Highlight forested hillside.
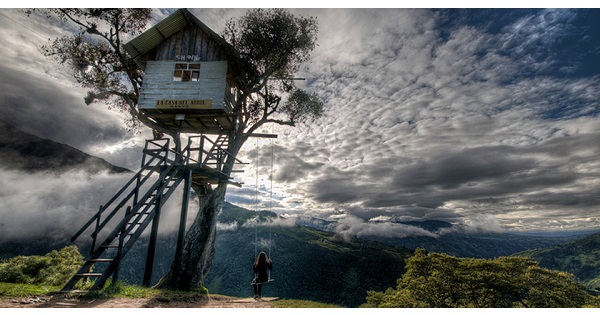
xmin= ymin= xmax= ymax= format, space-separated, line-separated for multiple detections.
xmin=516 ymin=232 xmax=600 ymax=290
xmin=205 ymin=209 xmax=411 ymax=306
xmin=365 ymin=229 xmax=587 ymax=259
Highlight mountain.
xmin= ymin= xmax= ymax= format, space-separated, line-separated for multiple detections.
xmin=296 ymin=216 xmax=588 ymax=259
xmin=207 ymin=203 xmax=412 ymax=307
xmin=0 ymin=119 xmax=129 ymax=174
xmin=363 ymin=231 xmax=586 ymax=259
xmin=110 ymin=203 xmax=413 ymax=307
xmin=515 ymin=232 xmax=600 ymax=290
xmin=2 ymin=201 xmax=596 ymax=306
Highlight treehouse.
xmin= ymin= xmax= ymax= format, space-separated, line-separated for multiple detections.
xmin=123 ymin=9 xmax=246 ymax=134
xmin=60 ymin=10 xmax=249 ymax=293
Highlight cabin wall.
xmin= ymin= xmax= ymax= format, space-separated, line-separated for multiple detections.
xmin=139 ymin=61 xmax=228 ymax=110
xmin=153 ymin=24 xmax=227 ymax=62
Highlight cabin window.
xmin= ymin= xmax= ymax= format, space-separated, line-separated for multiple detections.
xmin=173 ymin=63 xmax=201 ymax=82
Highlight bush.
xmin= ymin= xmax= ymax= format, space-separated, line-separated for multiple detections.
xmin=362 ymin=248 xmax=592 ymax=308
xmin=0 ymin=245 xmax=83 ymax=286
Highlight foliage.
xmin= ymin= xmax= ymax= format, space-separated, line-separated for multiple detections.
xmin=0 ymin=282 xmax=61 ymax=297
xmin=35 ymin=8 xmax=324 ymax=292
xmin=225 ymin=8 xmax=317 ymax=77
xmin=583 ymin=295 xmax=600 ymax=308
xmin=0 ymin=245 xmax=83 ymax=286
xmin=223 ymin=8 xmax=323 ymax=133
xmin=272 ymin=299 xmax=342 ymax=308
xmin=78 ymin=280 xmax=207 ymax=300
xmin=362 ymin=248 xmax=591 ymax=308
xmin=515 ymin=232 xmax=600 ymax=286
xmin=29 ymin=9 xmax=156 ymax=133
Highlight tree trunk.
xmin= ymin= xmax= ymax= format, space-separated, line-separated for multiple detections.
xmin=155 ymin=182 xmax=224 ymax=290
xmin=155 ymin=134 xmax=245 ymax=290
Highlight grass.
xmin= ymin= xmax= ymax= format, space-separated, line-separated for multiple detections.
xmin=272 ymin=299 xmax=342 ymax=308
xmin=0 ymin=282 xmax=61 ymax=297
xmin=75 ymin=281 xmax=209 ymax=302
xmin=1 ymin=280 xmax=209 ymax=303
xmin=1 ymin=282 xmax=343 ymax=308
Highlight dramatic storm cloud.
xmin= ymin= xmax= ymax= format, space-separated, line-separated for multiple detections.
xmin=274 ymin=8 xmax=600 ymax=232
xmin=0 ymin=7 xmax=599 ymax=242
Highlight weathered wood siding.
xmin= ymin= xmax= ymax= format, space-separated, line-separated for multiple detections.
xmin=153 ymin=24 xmax=227 ymax=62
xmin=139 ymin=61 xmax=228 ymax=110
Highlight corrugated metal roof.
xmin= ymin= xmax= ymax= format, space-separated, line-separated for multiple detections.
xmin=123 ymin=9 xmax=241 ymax=68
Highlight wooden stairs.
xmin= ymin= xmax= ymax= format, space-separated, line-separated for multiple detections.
xmin=61 ymin=136 xmax=243 ymax=292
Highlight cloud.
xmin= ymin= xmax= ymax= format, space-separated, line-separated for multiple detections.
xmin=439 ymin=214 xmax=506 ymax=234
xmin=333 ymin=215 xmax=439 ymax=241
xmin=270 ymin=9 xmax=600 ymax=232
xmin=216 ymin=221 xmax=239 ymax=232
xmin=0 ymin=169 xmax=129 ymax=242
xmin=0 ymin=167 xmax=200 ymax=243
xmin=0 ymin=9 xmax=152 ymax=171
xmin=1 ymin=8 xmax=599 ymax=235
xmin=242 ymin=214 xmax=296 ymax=228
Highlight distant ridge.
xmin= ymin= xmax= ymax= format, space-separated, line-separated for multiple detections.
xmin=0 ymin=119 xmax=130 ymax=174
xmin=515 ymin=231 xmax=600 ymax=289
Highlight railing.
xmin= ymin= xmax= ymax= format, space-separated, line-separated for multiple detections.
xmin=63 ymin=134 xmax=250 ymax=291
xmin=186 ymin=135 xmax=245 ymax=175
xmin=71 ymin=139 xmax=171 ymax=245
xmin=70 ymin=135 xmax=244 ymax=252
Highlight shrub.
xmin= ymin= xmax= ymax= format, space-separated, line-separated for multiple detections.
xmin=0 ymin=245 xmax=83 ymax=286
xmin=362 ymin=248 xmax=592 ymax=308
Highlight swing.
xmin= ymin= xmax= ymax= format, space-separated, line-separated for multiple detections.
xmin=250 ymin=275 xmax=275 ymax=286
xmin=249 ymin=136 xmax=275 ymax=287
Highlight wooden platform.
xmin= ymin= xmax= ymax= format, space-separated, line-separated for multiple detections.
xmin=229 ymin=297 xmax=279 ymax=303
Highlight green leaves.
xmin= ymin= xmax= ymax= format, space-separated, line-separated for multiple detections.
xmin=225 ymin=8 xmax=318 ymax=79
xmin=0 ymin=245 xmax=84 ymax=286
xmin=36 ymin=9 xmax=152 ymax=132
xmin=363 ymin=249 xmax=593 ymax=308
xmin=283 ymin=89 xmax=324 ymax=124
xmin=223 ymin=9 xmax=323 ymax=134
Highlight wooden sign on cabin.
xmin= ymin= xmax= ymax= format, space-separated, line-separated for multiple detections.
xmin=124 ymin=9 xmax=245 ymax=134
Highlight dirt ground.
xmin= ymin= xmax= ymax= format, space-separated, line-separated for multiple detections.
xmin=0 ymin=294 xmax=275 ymax=308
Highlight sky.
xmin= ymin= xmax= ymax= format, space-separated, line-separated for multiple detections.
xmin=1 ymin=5 xmax=599 ymax=243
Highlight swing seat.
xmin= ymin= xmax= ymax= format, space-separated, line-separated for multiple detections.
xmin=251 ymin=277 xmax=275 ymax=286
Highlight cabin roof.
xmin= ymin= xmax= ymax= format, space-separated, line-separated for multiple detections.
xmin=123 ymin=9 xmax=242 ymax=69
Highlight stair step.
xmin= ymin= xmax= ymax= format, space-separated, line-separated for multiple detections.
xmin=75 ymin=273 xmax=103 ymax=277
xmin=101 ymin=245 xmax=120 ymax=248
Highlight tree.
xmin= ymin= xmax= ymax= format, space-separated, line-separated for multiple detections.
xmin=33 ymin=8 xmax=323 ymax=290
xmin=362 ymin=248 xmax=593 ymax=308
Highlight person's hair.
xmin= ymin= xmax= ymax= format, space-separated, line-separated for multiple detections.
xmin=255 ymin=251 xmax=268 ymax=265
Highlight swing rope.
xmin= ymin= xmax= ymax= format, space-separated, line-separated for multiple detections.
xmin=251 ymin=131 xmax=276 ymax=285
xmin=254 ymin=137 xmax=259 ymax=258
xmin=253 ymin=133 xmax=274 ymax=260
xmin=268 ymin=130 xmax=274 ymax=257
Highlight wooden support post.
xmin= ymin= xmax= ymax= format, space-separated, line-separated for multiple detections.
xmin=172 ymin=169 xmax=191 ymax=286
xmin=90 ymin=206 xmax=102 ymax=257
xmin=113 ymin=206 xmax=131 ymax=285
xmin=143 ymin=191 xmax=162 ymax=287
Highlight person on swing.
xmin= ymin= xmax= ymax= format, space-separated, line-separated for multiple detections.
xmin=252 ymin=251 xmax=272 ymax=299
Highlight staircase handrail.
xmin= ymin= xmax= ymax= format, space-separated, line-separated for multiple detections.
xmin=188 ymin=135 xmax=245 ymax=168
xmin=93 ymin=143 xmax=190 ymax=253
xmin=71 ymin=140 xmax=170 ymax=242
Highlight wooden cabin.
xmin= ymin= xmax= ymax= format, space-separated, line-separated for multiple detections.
xmin=123 ymin=9 xmax=245 ymax=134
